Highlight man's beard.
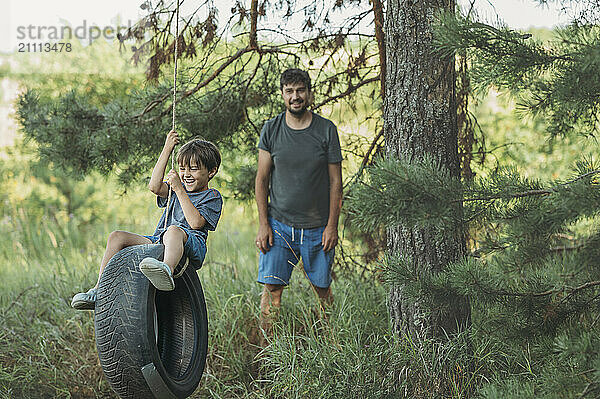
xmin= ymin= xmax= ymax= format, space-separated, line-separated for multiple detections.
xmin=287 ymin=102 xmax=307 ymax=116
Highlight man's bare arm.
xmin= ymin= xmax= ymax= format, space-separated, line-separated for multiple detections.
xmin=322 ymin=162 xmax=342 ymax=252
xmin=255 ymin=149 xmax=274 ymax=253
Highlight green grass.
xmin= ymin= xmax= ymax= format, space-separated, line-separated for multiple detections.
xmin=0 ymin=181 xmax=492 ymax=398
xmin=0 ymin=190 xmax=395 ymax=398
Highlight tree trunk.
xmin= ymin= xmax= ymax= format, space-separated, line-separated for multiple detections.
xmin=384 ymin=0 xmax=470 ymax=340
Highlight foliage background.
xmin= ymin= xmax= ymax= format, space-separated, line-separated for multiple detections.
xmin=1 ymin=10 xmax=599 ymax=399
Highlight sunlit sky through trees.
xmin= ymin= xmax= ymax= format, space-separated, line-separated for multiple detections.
xmin=1 ymin=0 xmax=572 ymax=53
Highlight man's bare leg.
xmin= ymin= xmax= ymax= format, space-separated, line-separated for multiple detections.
xmin=313 ymin=285 xmax=333 ymax=321
xmin=313 ymin=285 xmax=333 ymax=306
xmin=260 ymin=284 xmax=284 ymax=341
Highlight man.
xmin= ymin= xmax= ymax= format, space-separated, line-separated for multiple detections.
xmin=255 ymin=68 xmax=343 ymax=328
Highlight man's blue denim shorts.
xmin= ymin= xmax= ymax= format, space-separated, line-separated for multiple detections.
xmin=144 ymin=226 xmax=207 ymax=270
xmin=257 ymin=217 xmax=334 ymax=288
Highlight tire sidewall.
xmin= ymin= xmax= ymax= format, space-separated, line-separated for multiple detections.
xmin=148 ymin=262 xmax=208 ymax=397
xmin=94 ymin=244 xmax=208 ymax=399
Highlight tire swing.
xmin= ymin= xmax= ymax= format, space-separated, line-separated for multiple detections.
xmin=94 ymin=2 xmax=207 ymax=397
xmin=94 ymin=244 xmax=208 ymax=398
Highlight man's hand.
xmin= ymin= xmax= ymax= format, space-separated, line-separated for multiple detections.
xmin=322 ymin=224 xmax=338 ymax=252
xmin=255 ymin=223 xmax=274 ymax=254
xmin=165 ymin=169 xmax=184 ymax=193
xmin=164 ymin=129 xmax=180 ymax=153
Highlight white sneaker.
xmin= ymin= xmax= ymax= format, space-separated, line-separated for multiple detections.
xmin=139 ymin=258 xmax=175 ymax=291
xmin=71 ymin=287 xmax=97 ymax=310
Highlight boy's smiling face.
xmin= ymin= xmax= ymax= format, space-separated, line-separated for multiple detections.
xmin=178 ymin=161 xmax=213 ymax=192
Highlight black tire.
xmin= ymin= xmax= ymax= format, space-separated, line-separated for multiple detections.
xmin=94 ymin=244 xmax=208 ymax=399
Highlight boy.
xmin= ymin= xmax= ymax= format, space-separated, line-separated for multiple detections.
xmin=71 ymin=130 xmax=222 ymax=310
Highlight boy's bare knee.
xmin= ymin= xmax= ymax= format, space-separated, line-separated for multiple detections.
xmin=108 ymin=230 xmax=127 ymax=244
xmin=164 ymin=225 xmax=186 ymax=238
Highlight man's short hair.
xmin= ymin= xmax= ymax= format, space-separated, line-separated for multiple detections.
xmin=177 ymin=139 xmax=221 ymax=174
xmin=280 ymin=68 xmax=311 ymax=91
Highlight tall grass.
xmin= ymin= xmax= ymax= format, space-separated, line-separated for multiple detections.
xmin=0 ymin=184 xmax=490 ymax=398
xmin=0 ymin=206 xmax=115 ymax=398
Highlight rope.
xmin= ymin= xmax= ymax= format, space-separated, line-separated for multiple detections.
xmin=163 ymin=0 xmax=189 ymax=279
xmin=163 ymin=0 xmax=180 ymax=231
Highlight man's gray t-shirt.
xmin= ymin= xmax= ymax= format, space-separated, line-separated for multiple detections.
xmin=258 ymin=111 xmax=342 ymax=228
xmin=152 ymin=188 xmax=223 ymax=242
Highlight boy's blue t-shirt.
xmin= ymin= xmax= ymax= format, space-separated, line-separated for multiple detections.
xmin=152 ymin=188 xmax=223 ymax=242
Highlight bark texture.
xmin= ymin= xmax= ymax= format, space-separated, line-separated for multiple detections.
xmin=384 ymin=0 xmax=470 ymax=339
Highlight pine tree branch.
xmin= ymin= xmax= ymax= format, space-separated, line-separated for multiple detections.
xmin=459 ymin=169 xmax=600 ymax=203
xmin=549 ymin=243 xmax=585 ymax=253
xmin=134 ymin=45 xmax=252 ymax=121
xmin=244 ymin=52 xmax=263 ymax=136
xmin=371 ymin=0 xmax=385 ymax=97
xmin=359 ymin=129 xmax=384 ymax=171
xmin=249 ymin=0 xmax=259 ymax=49
xmin=558 ymin=169 xmax=600 ymax=186
xmin=492 ymin=281 xmax=600 ymax=298
xmin=236 ymin=30 xmax=374 ymax=46
xmin=464 ymin=200 xmax=495 ymax=224
xmin=135 ymin=41 xmax=319 ymax=123
xmin=579 ymin=382 xmax=593 ymax=399
xmin=377 ymin=163 xmax=444 ymax=202
xmin=181 ymin=46 xmax=253 ymax=100
xmin=313 ymin=76 xmax=380 ymax=110
xmin=461 ymin=188 xmax=553 ymax=202
xmin=559 ymin=281 xmax=600 ymax=303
